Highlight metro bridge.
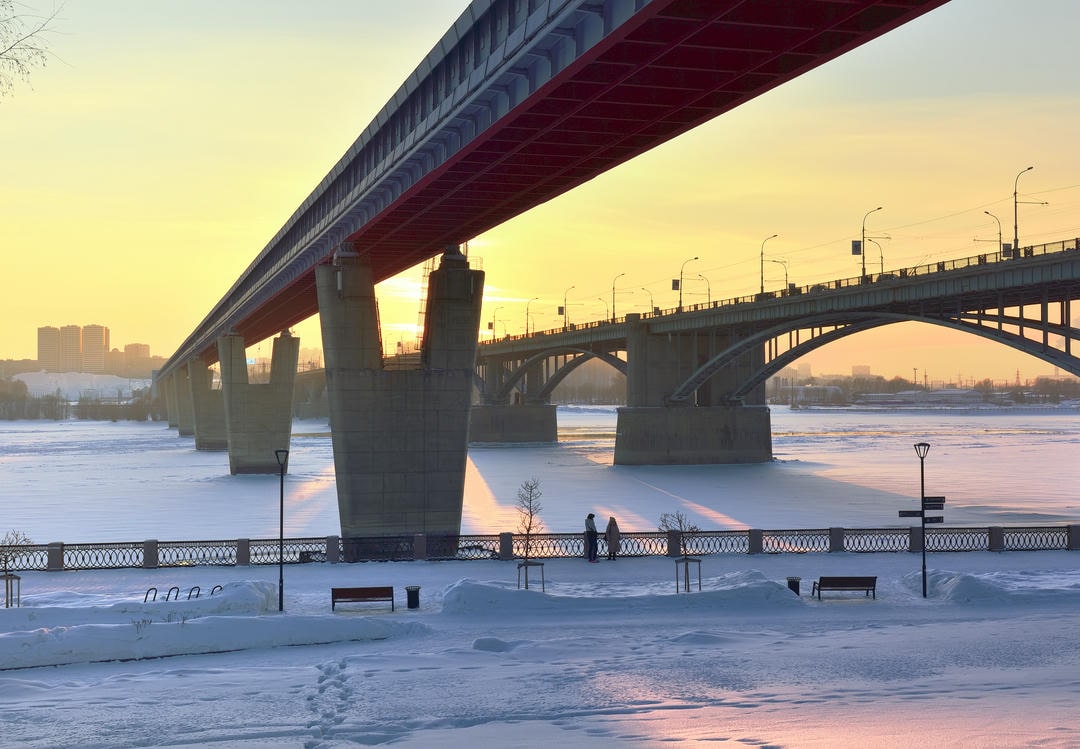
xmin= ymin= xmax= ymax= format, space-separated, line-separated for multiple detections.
xmin=154 ymin=0 xmax=949 ymax=544
xmin=473 ymin=237 xmax=1080 ymax=463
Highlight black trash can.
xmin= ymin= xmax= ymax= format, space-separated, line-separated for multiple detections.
xmin=786 ymin=576 xmax=801 ymax=596
xmin=405 ymin=585 xmax=421 ymax=609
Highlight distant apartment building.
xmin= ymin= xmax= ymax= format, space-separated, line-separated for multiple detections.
xmin=59 ymin=325 xmax=82 ymax=373
xmin=82 ymin=324 xmax=110 ymax=373
xmin=36 ymin=326 xmax=61 ymax=372
xmin=124 ymin=343 xmax=150 ymax=359
xmin=851 ymin=365 xmax=872 ymax=377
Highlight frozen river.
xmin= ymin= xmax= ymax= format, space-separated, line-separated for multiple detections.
xmin=0 ymin=405 xmax=1078 ymax=544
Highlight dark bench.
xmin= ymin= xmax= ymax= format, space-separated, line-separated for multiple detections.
xmin=331 ymin=586 xmax=394 ymax=611
xmin=811 ymin=576 xmax=877 ymax=600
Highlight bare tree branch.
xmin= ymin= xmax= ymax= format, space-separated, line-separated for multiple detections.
xmin=0 ymin=1 xmax=64 ymax=99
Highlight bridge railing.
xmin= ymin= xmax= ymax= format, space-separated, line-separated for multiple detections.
xmin=484 ymin=236 xmax=1080 ymax=346
xmin=4 ymin=524 xmax=1076 ymax=571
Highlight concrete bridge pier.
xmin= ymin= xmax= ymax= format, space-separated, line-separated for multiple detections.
xmin=615 ymin=314 xmax=772 ymax=464
xmin=470 ymin=359 xmax=557 ymax=442
xmin=187 ymin=359 xmax=227 ymax=451
xmin=316 ymin=246 xmax=484 ymax=549
xmin=172 ymin=367 xmax=195 ymax=437
xmin=217 ymin=331 xmax=299 ymax=474
xmin=162 ymin=372 xmax=178 ymax=428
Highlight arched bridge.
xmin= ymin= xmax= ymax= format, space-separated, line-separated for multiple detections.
xmin=474 ymin=238 xmax=1080 ymax=463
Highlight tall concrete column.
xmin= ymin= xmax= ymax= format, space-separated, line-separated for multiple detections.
xmin=217 ymin=331 xmax=299 ymax=474
xmin=161 ymin=372 xmax=178 ymax=428
xmin=616 ymin=314 xmax=771 ymax=464
xmin=174 ymin=366 xmax=195 ymax=437
xmin=187 ymin=359 xmax=227 ymax=451
xmin=317 ymin=246 xmax=483 ymax=545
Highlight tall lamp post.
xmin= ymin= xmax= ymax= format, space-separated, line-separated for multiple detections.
xmin=491 ymin=306 xmax=503 ymax=340
xmin=759 ymin=234 xmax=778 ymax=295
xmin=1013 ymin=165 xmax=1033 ymax=256
xmin=861 ymin=207 xmax=883 ymax=280
xmin=641 ymin=287 xmax=655 ymax=314
xmin=562 ymin=285 xmax=574 ymax=330
xmin=274 ymin=449 xmax=289 ymax=612
xmin=611 ymin=272 xmax=625 ymax=322
xmin=913 ymin=442 xmax=930 ymax=598
xmin=984 ymin=210 xmax=1003 ymax=259
xmin=597 ymin=297 xmax=609 ymax=321
xmin=867 ymin=239 xmax=884 ymax=275
xmin=677 ymin=256 xmax=698 ymax=311
xmin=697 ymin=273 xmax=710 ymax=305
xmin=767 ymin=258 xmax=789 ymax=291
xmin=524 ymin=296 xmax=539 ymax=336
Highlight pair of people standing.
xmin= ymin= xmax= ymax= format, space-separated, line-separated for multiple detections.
xmin=585 ymin=513 xmax=620 ymax=562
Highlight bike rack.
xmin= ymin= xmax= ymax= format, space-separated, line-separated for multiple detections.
xmin=144 ymin=587 xmax=157 ymax=602
xmin=187 ymin=586 xmax=200 ymax=600
xmin=164 ymin=586 xmax=180 ymax=601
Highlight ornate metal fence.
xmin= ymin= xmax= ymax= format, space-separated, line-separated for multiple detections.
xmin=2 ymin=524 xmax=1076 ymax=571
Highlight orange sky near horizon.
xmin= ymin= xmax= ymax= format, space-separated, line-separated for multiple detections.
xmin=3 ymin=0 xmax=1080 ymax=385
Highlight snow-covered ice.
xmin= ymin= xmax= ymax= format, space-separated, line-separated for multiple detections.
xmin=2 ymin=409 xmax=1079 ymax=747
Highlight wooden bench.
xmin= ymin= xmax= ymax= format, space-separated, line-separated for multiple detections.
xmin=811 ymin=576 xmax=877 ymax=600
xmin=331 ymin=586 xmax=394 ymax=611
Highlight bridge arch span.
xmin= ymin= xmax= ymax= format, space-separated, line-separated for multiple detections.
xmin=485 ymin=347 xmax=626 ymax=404
xmin=671 ymin=310 xmax=1080 ymax=403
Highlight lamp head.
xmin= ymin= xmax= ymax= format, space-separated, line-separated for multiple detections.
xmin=913 ymin=442 xmax=930 ymax=459
xmin=274 ymin=449 xmax=289 ymax=467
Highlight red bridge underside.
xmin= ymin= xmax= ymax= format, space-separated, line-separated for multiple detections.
xmin=233 ymin=0 xmax=947 ymax=350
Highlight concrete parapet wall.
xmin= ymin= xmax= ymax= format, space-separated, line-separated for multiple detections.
xmin=614 ymin=405 xmax=772 ymax=465
xmin=469 ymin=404 xmax=557 ymax=443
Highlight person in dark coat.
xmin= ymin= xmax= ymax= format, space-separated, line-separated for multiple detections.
xmin=585 ymin=513 xmax=598 ymax=562
xmin=605 ymin=516 xmax=621 ymax=560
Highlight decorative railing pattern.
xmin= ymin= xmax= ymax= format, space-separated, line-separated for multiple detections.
xmin=2 ymin=524 xmax=1076 ymax=571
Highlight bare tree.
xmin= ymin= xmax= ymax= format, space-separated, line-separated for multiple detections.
xmin=0 ymin=529 xmax=32 ymax=575
xmin=516 ymin=477 xmax=544 ymax=564
xmin=658 ymin=510 xmax=700 ymax=556
xmin=1 ymin=1 xmax=63 ymax=99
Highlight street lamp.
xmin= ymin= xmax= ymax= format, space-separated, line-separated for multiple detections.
xmin=677 ymin=256 xmax=698 ymax=311
xmin=562 ymin=285 xmax=575 ymax=330
xmin=274 ymin=448 xmax=289 ymax=612
xmin=491 ymin=306 xmax=503 ymax=340
xmin=611 ymin=272 xmax=625 ymax=322
xmin=759 ymin=234 xmax=778 ymax=295
xmin=867 ymin=239 xmax=884 ymax=275
xmin=861 ymin=207 xmax=883 ymax=280
xmin=767 ymin=258 xmax=789 ymax=291
xmin=984 ymin=210 xmax=1002 ymax=259
xmin=524 ymin=297 xmax=539 ymax=336
xmin=597 ymin=297 xmax=609 ymax=321
xmin=1013 ymin=165 xmax=1033 ymax=256
xmin=913 ymin=442 xmax=930 ymax=598
xmin=641 ymin=287 xmax=655 ymax=314
xmin=697 ymin=273 xmax=710 ymax=305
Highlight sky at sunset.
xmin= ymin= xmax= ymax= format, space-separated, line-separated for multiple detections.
xmin=3 ymin=0 xmax=1080 ymax=384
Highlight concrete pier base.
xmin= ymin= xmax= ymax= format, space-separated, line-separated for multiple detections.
xmin=188 ymin=360 xmax=227 ymax=451
xmin=174 ymin=368 xmax=195 ymax=437
xmin=469 ymin=404 xmax=557 ymax=443
xmin=317 ymin=247 xmax=483 ymax=548
xmin=218 ymin=331 xmax=299 ymax=474
xmin=613 ymin=405 xmax=772 ymax=465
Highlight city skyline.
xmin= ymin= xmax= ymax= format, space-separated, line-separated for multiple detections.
xmin=3 ymin=1 xmax=1079 ymax=382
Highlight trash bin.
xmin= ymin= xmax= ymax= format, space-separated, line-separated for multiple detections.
xmin=405 ymin=585 xmax=421 ymax=609
xmin=786 ymin=576 xmax=801 ymax=596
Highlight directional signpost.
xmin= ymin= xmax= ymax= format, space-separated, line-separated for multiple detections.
xmin=903 ymin=443 xmax=944 ymax=598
